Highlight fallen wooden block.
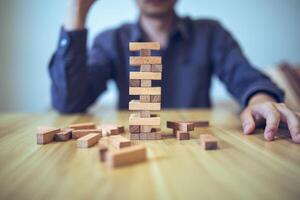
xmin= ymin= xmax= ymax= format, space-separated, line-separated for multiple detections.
xmin=130 ymin=72 xmax=161 ymax=80
xmin=98 ymin=143 xmax=109 ymax=162
xmin=184 ymin=120 xmax=209 ymax=128
xmin=77 ymin=133 xmax=101 ymax=148
xmin=167 ymin=121 xmax=195 ymax=131
xmin=69 ymin=122 xmax=96 ymax=130
xmin=55 ymin=129 xmax=72 ymax=141
xmin=129 ymin=113 xmax=160 ymax=126
xmin=129 ymin=100 xmax=161 ymax=111
xmin=106 ymin=145 xmax=147 ymax=168
xmin=37 ymin=126 xmax=61 ymax=144
xmin=199 ymin=134 xmax=218 ymax=150
xmin=129 ymin=87 xmax=161 ymax=95
xmin=174 ymin=130 xmax=190 ymax=140
xmin=108 ymin=135 xmax=131 ymax=149
xmin=129 ymin=42 xmax=160 ymax=51
xmin=72 ymin=129 xmax=102 ymax=139
xmin=130 ymin=56 xmax=161 ymax=66
xmin=98 ymin=124 xmax=125 ymax=136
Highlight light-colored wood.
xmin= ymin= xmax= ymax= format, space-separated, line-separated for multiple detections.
xmin=69 ymin=122 xmax=96 ymax=130
xmin=130 ymin=72 xmax=161 ymax=80
xmin=141 ymin=80 xmax=152 ymax=87
xmin=129 ymin=42 xmax=160 ymax=51
xmin=97 ymin=124 xmax=124 ymax=136
xmin=36 ymin=126 xmax=61 ymax=144
xmin=151 ymin=64 xmax=162 ymax=72
xmin=140 ymin=125 xmax=152 ymax=133
xmin=108 ymin=135 xmax=131 ymax=149
xmin=150 ymin=95 xmax=161 ymax=103
xmin=129 ymin=113 xmax=160 ymax=125
xmin=199 ymin=134 xmax=218 ymax=150
xmin=129 ymin=56 xmax=161 ymax=66
xmin=54 ymin=129 xmax=72 ymax=141
xmin=77 ymin=133 xmax=101 ymax=148
xmin=140 ymin=49 xmax=151 ymax=56
xmin=129 ymin=87 xmax=161 ymax=95
xmin=72 ymin=129 xmax=102 ymax=139
xmin=106 ymin=145 xmax=147 ymax=168
xmin=129 ymin=100 xmax=161 ymax=111
xmin=139 ymin=111 xmax=151 ymax=118
xmin=1 ymin=110 xmax=300 ymax=200
xmin=140 ymin=95 xmax=151 ymax=103
xmin=140 ymin=64 xmax=151 ymax=72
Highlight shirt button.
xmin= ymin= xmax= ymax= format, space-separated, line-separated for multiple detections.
xmin=60 ymin=38 xmax=68 ymax=47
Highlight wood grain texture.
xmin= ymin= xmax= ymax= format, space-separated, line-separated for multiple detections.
xmin=129 ymin=42 xmax=160 ymax=51
xmin=130 ymin=72 xmax=161 ymax=80
xmin=129 ymin=56 xmax=161 ymax=66
xmin=129 ymin=100 xmax=161 ymax=111
xmin=129 ymin=113 xmax=161 ymax=126
xmin=0 ymin=110 xmax=300 ymax=200
xmin=129 ymin=87 xmax=161 ymax=95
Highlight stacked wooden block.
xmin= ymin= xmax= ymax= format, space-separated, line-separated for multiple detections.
xmin=128 ymin=42 xmax=162 ymax=140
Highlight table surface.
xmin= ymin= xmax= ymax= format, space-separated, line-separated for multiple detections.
xmin=0 ymin=109 xmax=299 ymax=200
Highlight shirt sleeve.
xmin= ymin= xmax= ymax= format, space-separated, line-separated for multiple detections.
xmin=211 ymin=22 xmax=284 ymax=108
xmin=48 ymin=27 xmax=114 ymax=113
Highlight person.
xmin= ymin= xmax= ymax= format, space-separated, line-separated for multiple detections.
xmin=49 ymin=0 xmax=300 ymax=143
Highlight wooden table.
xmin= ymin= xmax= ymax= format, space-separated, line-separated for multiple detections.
xmin=0 ymin=109 xmax=299 ymax=200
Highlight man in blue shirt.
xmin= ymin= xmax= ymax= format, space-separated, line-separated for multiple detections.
xmin=49 ymin=0 xmax=300 ymax=143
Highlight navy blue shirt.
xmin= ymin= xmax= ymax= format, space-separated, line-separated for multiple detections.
xmin=49 ymin=16 xmax=284 ymax=113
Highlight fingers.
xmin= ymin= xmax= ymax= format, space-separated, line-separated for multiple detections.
xmin=252 ymin=103 xmax=280 ymax=141
xmin=276 ymin=104 xmax=300 ymax=144
xmin=240 ymin=108 xmax=256 ymax=134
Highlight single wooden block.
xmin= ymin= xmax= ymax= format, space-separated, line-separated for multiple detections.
xmin=129 ymin=87 xmax=161 ymax=95
xmin=141 ymin=80 xmax=152 ymax=87
xmin=129 ymin=79 xmax=140 ymax=87
xmin=69 ymin=122 xmax=96 ymax=130
xmin=55 ymin=129 xmax=72 ymax=141
xmin=140 ymin=64 xmax=152 ymax=72
xmin=139 ymin=111 xmax=151 ymax=118
xmin=150 ymin=95 xmax=161 ymax=103
xmin=151 ymin=64 xmax=162 ymax=72
xmin=140 ymin=125 xmax=152 ymax=133
xmin=129 ymin=113 xmax=161 ymax=126
xmin=72 ymin=129 xmax=102 ymax=139
xmin=106 ymin=145 xmax=147 ymax=168
xmin=199 ymin=134 xmax=218 ymax=150
xmin=108 ymin=135 xmax=131 ymax=149
xmin=140 ymin=95 xmax=151 ymax=103
xmin=130 ymin=56 xmax=161 ymax=66
xmin=130 ymin=133 xmax=140 ymax=140
xmin=129 ymin=125 xmax=140 ymax=133
xmin=167 ymin=121 xmax=195 ymax=132
xmin=129 ymin=42 xmax=160 ymax=51
xmin=77 ymin=133 xmax=101 ymax=148
xmin=187 ymin=120 xmax=209 ymax=127
xmin=98 ymin=124 xmax=125 ymax=136
xmin=140 ymin=49 xmax=151 ymax=56
xmin=175 ymin=130 xmax=190 ymax=140
xmin=129 ymin=100 xmax=161 ymax=111
xmin=140 ymin=133 xmax=148 ymax=140
xmin=98 ymin=143 xmax=109 ymax=162
xmin=129 ymin=72 xmax=161 ymax=80
xmin=37 ymin=126 xmax=61 ymax=144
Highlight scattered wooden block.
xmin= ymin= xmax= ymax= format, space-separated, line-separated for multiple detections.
xmin=175 ymin=130 xmax=190 ymax=140
xmin=72 ymin=129 xmax=102 ymax=139
xmin=130 ymin=56 xmax=161 ymax=66
xmin=140 ymin=49 xmax=151 ymax=56
xmin=129 ymin=87 xmax=161 ymax=95
xmin=37 ymin=126 xmax=61 ymax=144
xmin=140 ymin=64 xmax=152 ymax=72
xmin=55 ymin=129 xmax=72 ymax=141
xmin=69 ymin=122 xmax=96 ymax=130
xmin=130 ymin=133 xmax=140 ymax=140
xmin=77 ymin=133 xmax=101 ymax=148
xmin=108 ymin=135 xmax=131 ymax=149
xmin=141 ymin=80 xmax=152 ymax=87
xmin=140 ymin=95 xmax=151 ymax=103
xmin=183 ymin=120 xmax=209 ymax=128
xmin=167 ymin=121 xmax=194 ymax=131
xmin=129 ymin=42 xmax=160 ymax=51
xmin=139 ymin=111 xmax=151 ymax=118
xmin=98 ymin=143 xmax=109 ymax=162
xmin=130 ymin=72 xmax=161 ymax=80
xmin=129 ymin=79 xmax=140 ymax=87
xmin=151 ymin=64 xmax=162 ymax=72
xmin=129 ymin=100 xmax=161 ymax=111
xmin=98 ymin=124 xmax=125 ymax=136
xmin=129 ymin=125 xmax=140 ymax=133
xmin=199 ymin=134 xmax=218 ymax=150
xmin=106 ymin=145 xmax=147 ymax=168
xmin=150 ymin=95 xmax=161 ymax=103
xmin=129 ymin=113 xmax=160 ymax=126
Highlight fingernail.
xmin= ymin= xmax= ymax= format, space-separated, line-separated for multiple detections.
xmin=266 ymin=131 xmax=274 ymax=140
xmin=243 ymin=124 xmax=251 ymax=134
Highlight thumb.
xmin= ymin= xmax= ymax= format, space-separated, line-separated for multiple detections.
xmin=240 ymin=108 xmax=256 ymax=134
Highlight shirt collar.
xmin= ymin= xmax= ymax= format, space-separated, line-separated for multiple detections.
xmin=130 ymin=14 xmax=189 ymax=42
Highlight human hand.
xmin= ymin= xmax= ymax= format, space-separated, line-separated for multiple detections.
xmin=240 ymin=93 xmax=300 ymax=143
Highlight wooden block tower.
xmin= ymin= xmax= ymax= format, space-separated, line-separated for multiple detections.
xmin=128 ymin=42 xmax=162 ymax=140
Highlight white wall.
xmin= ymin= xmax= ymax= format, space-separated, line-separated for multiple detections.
xmin=0 ymin=0 xmax=300 ymax=112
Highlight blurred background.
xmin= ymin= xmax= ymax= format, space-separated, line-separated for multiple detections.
xmin=0 ymin=0 xmax=299 ymax=112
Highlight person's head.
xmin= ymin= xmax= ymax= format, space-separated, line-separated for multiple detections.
xmin=136 ymin=0 xmax=177 ymax=18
